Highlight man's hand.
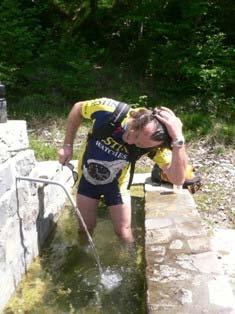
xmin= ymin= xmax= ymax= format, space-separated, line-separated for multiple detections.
xmin=155 ymin=106 xmax=183 ymax=141
xmin=58 ymin=145 xmax=73 ymax=165
xmin=58 ymin=101 xmax=83 ymax=165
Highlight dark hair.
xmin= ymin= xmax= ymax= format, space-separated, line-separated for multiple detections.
xmin=129 ymin=108 xmax=171 ymax=148
xmin=151 ymin=109 xmax=171 ymax=147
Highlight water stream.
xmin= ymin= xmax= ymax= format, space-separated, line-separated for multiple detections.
xmin=5 ymin=189 xmax=146 ymax=314
xmin=74 ymin=205 xmax=103 ymax=278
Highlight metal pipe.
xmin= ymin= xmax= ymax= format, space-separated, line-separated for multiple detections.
xmin=16 ymin=175 xmax=77 ymax=208
xmin=16 ymin=176 xmax=102 ymax=273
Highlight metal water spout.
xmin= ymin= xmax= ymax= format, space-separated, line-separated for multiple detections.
xmin=0 ymin=82 xmax=7 ymax=123
xmin=16 ymin=175 xmax=103 ymax=275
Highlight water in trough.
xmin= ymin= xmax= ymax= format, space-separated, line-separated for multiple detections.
xmin=5 ymin=189 xmax=146 ymax=314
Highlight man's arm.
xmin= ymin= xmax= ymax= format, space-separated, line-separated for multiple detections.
xmin=58 ymin=101 xmax=83 ymax=165
xmin=156 ymin=107 xmax=188 ymax=185
xmin=162 ymin=146 xmax=188 ymax=185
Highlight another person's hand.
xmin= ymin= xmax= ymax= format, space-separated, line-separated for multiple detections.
xmin=155 ymin=107 xmax=183 ymax=141
xmin=58 ymin=145 xmax=73 ymax=165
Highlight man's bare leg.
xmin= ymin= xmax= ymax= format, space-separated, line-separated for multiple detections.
xmin=76 ymin=194 xmax=99 ymax=245
xmin=108 ymin=203 xmax=134 ymax=243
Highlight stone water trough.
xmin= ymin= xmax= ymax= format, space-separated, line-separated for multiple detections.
xmin=1 ymin=86 xmax=235 ymax=313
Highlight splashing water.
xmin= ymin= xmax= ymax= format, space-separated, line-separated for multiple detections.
xmin=101 ymin=267 xmax=123 ymax=290
xmin=5 ymin=197 xmax=146 ymax=314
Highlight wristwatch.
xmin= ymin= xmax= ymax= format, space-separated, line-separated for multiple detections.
xmin=171 ymin=136 xmax=185 ymax=147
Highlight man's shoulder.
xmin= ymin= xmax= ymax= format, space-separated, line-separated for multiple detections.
xmin=81 ymin=98 xmax=120 ymax=118
xmin=84 ymin=97 xmax=119 ymax=108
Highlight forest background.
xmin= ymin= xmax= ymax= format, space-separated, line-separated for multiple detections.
xmin=0 ymin=0 xmax=234 ymax=145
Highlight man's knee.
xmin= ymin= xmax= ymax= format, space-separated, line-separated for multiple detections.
xmin=114 ymin=225 xmax=133 ymax=242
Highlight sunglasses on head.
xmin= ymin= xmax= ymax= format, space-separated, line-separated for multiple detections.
xmin=64 ymin=162 xmax=78 ymax=185
xmin=151 ymin=109 xmax=171 ymax=147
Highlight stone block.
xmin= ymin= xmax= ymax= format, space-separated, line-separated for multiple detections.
xmin=151 ymin=264 xmax=191 ymax=283
xmin=0 ymin=120 xmax=29 ymax=154
xmin=145 ymin=244 xmax=167 ymax=266
xmin=37 ymin=186 xmax=61 ymax=222
xmin=169 ymin=239 xmax=184 ymax=250
xmin=176 ymin=252 xmax=223 ymax=275
xmin=44 ymin=184 xmax=65 ymax=211
xmin=0 ymin=195 xmax=10 ymax=229
xmin=176 ymin=254 xmax=201 ymax=272
xmin=146 ymin=228 xmax=173 ymax=244
xmin=153 ymin=256 xmax=164 ymax=263
xmin=30 ymin=160 xmax=73 ymax=191
xmin=0 ymin=269 xmax=15 ymax=311
xmin=22 ymin=228 xmax=39 ymax=259
xmin=13 ymin=150 xmax=36 ymax=176
xmin=177 ymin=288 xmax=193 ymax=305
xmin=0 ymin=143 xmax=10 ymax=163
xmin=30 ymin=160 xmax=69 ymax=179
xmin=1 ymin=254 xmax=29 ymax=310
xmin=175 ymin=221 xmax=207 ymax=238
xmin=0 ymin=244 xmax=6 ymax=268
xmin=8 ymin=190 xmax=17 ymax=218
xmin=0 ymin=189 xmax=18 ymax=222
xmin=20 ymin=204 xmax=38 ymax=231
xmin=145 ymin=189 xmax=196 ymax=213
xmin=191 ymin=252 xmax=223 ymax=275
xmin=187 ymin=237 xmax=211 ymax=253
xmin=5 ymin=236 xmax=20 ymax=266
xmin=146 ymin=276 xmax=225 ymax=314
xmin=148 ymin=245 xmax=166 ymax=255
xmin=0 ymin=196 xmax=8 ymax=228
xmin=0 ymin=161 xmax=14 ymax=196
xmin=16 ymin=183 xmax=31 ymax=207
xmin=145 ymin=218 xmax=173 ymax=230
xmin=172 ymin=211 xmax=200 ymax=223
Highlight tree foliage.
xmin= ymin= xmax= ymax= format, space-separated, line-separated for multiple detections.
xmin=0 ymin=0 xmax=234 ymax=119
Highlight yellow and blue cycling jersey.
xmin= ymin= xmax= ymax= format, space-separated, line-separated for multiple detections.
xmin=77 ymin=98 xmax=172 ymax=205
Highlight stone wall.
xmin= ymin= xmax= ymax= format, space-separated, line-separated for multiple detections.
xmin=144 ymin=182 xmax=235 ymax=314
xmin=0 ymin=121 xmax=72 ymax=311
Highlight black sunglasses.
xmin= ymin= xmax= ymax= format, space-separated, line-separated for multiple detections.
xmin=65 ymin=162 xmax=78 ymax=185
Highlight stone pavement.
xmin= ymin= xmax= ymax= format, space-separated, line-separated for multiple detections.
xmin=144 ymin=179 xmax=235 ymax=314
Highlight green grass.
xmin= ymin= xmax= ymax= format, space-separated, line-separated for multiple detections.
xmin=181 ymin=113 xmax=235 ymax=146
xmin=29 ymin=138 xmax=82 ymax=162
xmin=8 ymin=101 xmax=70 ymax=121
xmin=29 ymin=138 xmax=59 ymax=161
xmin=8 ymin=95 xmax=234 ymax=162
xmin=209 ymin=122 xmax=235 ymax=146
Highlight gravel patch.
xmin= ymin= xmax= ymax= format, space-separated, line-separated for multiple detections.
xmin=187 ymin=140 xmax=235 ymax=231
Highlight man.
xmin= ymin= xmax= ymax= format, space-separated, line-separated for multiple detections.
xmin=58 ymin=98 xmax=188 ymax=243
